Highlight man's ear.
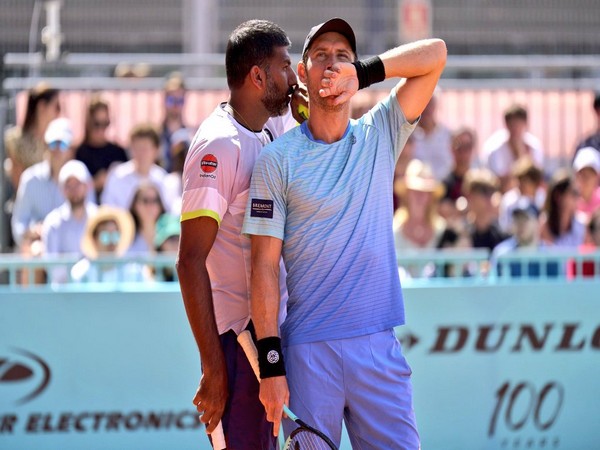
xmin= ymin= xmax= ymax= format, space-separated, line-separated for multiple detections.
xmin=297 ymin=61 xmax=307 ymax=84
xmin=249 ymin=65 xmax=264 ymax=89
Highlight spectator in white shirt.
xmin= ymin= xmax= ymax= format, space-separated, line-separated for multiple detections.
xmin=483 ymin=104 xmax=544 ymax=192
xmin=410 ymin=90 xmax=453 ymax=181
xmin=11 ymin=118 xmax=75 ymax=251
xmin=42 ymin=160 xmax=97 ymax=283
xmin=101 ymin=124 xmax=167 ymax=210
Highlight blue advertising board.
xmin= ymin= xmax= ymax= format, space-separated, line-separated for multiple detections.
xmin=1 ymin=282 xmax=598 ymax=449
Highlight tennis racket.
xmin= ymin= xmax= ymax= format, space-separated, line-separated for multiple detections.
xmin=237 ymin=330 xmax=338 ymax=450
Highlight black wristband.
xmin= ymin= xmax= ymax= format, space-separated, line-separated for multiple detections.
xmin=351 ymin=56 xmax=386 ymax=90
xmin=256 ymin=336 xmax=286 ymax=379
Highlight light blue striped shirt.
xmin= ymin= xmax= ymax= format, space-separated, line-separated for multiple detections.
xmin=243 ymin=90 xmax=417 ymax=345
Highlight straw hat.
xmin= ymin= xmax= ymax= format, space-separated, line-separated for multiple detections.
xmin=395 ymin=159 xmax=445 ymax=198
xmin=80 ymin=206 xmax=135 ymax=259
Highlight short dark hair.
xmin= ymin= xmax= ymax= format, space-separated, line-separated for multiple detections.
xmin=504 ymin=104 xmax=528 ymax=124
xmin=593 ymin=92 xmax=600 ymax=112
xmin=130 ymin=123 xmax=160 ymax=148
xmin=225 ymin=20 xmax=291 ymax=90
xmin=512 ymin=156 xmax=543 ymax=185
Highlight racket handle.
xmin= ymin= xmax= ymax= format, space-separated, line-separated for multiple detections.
xmin=237 ymin=330 xmax=261 ymax=381
xmin=237 ymin=330 xmax=298 ymax=423
xmin=209 ymin=420 xmax=226 ymax=450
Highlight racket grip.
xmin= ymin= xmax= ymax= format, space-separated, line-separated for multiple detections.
xmin=237 ymin=330 xmax=261 ymax=381
xmin=237 ymin=331 xmax=298 ymax=423
xmin=209 ymin=421 xmax=226 ymax=450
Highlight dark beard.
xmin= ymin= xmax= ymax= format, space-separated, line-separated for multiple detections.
xmin=261 ymin=75 xmax=291 ymax=117
xmin=69 ymin=198 xmax=86 ymax=210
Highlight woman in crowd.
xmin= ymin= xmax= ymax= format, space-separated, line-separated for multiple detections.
xmin=75 ymin=96 xmax=128 ymax=202
xmin=540 ymin=169 xmax=586 ymax=248
xmin=393 ymin=159 xmax=447 ymax=251
xmin=127 ymin=181 xmax=166 ymax=255
xmin=4 ymin=82 xmax=60 ymax=190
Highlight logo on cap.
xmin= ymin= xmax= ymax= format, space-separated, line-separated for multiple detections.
xmin=200 ymin=154 xmax=218 ymax=174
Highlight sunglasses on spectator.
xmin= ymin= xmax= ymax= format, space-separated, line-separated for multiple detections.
xmin=48 ymin=140 xmax=70 ymax=152
xmin=98 ymin=230 xmax=121 ymax=246
xmin=165 ymin=95 xmax=185 ymax=107
xmin=139 ymin=196 xmax=161 ymax=205
xmin=93 ymin=120 xmax=111 ymax=129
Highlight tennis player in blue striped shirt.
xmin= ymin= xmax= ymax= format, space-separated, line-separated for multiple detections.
xmin=243 ymin=17 xmax=446 ymax=449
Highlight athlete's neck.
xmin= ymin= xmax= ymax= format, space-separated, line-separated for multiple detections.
xmin=227 ymin=94 xmax=270 ymax=132
xmin=306 ymin=108 xmax=350 ymax=144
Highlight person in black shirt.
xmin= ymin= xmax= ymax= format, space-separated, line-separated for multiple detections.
xmin=575 ymin=92 xmax=600 ymax=154
xmin=463 ymin=167 xmax=508 ymax=251
xmin=75 ymin=96 xmax=128 ymax=202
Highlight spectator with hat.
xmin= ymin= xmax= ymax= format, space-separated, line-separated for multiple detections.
xmin=41 ymin=160 xmax=97 ymax=283
xmin=572 ymin=146 xmax=600 ymax=223
xmin=11 ymin=117 xmax=88 ymax=252
xmin=71 ymin=205 xmax=145 ymax=283
xmin=393 ymin=159 xmax=447 ymax=252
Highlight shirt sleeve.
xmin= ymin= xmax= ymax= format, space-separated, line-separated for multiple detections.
xmin=41 ymin=212 xmax=59 ymax=255
xmin=180 ymin=135 xmax=238 ymax=225
xmin=10 ymin=172 xmax=34 ymax=246
xmin=363 ymin=88 xmax=418 ymax=163
xmin=241 ymin=146 xmax=287 ymax=240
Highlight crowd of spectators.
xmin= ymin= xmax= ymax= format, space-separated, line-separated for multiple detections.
xmin=2 ymin=74 xmax=186 ymax=284
xmin=3 ymin=76 xmax=600 ymax=284
xmin=392 ymin=91 xmax=600 ymax=279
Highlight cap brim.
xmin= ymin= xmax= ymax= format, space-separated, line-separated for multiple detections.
xmin=302 ymin=18 xmax=357 ymax=57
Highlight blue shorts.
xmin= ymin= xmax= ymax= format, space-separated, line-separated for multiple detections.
xmin=283 ymin=329 xmax=420 ymax=450
xmin=213 ymin=328 xmax=277 ymax=450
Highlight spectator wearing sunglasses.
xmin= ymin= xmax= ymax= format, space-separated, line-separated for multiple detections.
xmin=71 ymin=205 xmax=147 ymax=283
xmin=75 ymin=96 xmax=128 ymax=203
xmin=160 ymin=72 xmax=190 ymax=172
xmin=127 ymin=181 xmax=166 ymax=255
xmin=11 ymin=118 xmax=92 ymax=253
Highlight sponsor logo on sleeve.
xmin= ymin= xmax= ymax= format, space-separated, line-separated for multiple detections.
xmin=250 ymin=199 xmax=274 ymax=219
xmin=199 ymin=154 xmax=218 ymax=179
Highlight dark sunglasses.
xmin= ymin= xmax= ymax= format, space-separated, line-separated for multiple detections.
xmin=139 ymin=196 xmax=161 ymax=205
xmin=93 ymin=120 xmax=111 ymax=129
xmin=165 ymin=95 xmax=185 ymax=107
xmin=48 ymin=140 xmax=70 ymax=152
